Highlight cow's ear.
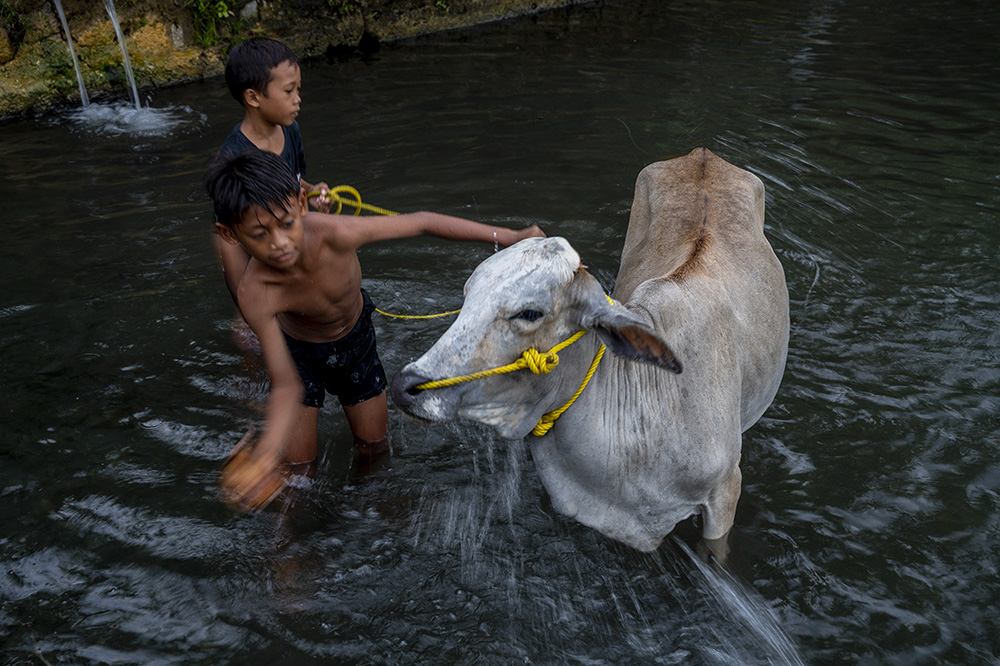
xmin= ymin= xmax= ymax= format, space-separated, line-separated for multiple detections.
xmin=569 ymin=270 xmax=682 ymax=373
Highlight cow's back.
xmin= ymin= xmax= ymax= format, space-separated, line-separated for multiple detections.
xmin=613 ymin=147 xmax=788 ymax=430
xmin=613 ymin=147 xmax=767 ymax=301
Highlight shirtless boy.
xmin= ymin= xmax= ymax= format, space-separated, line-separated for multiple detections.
xmin=204 ymin=150 xmax=544 ymax=510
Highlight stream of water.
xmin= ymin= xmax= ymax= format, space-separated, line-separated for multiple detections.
xmin=52 ymin=0 xmax=90 ymax=108
xmin=1 ymin=0 xmax=998 ymax=663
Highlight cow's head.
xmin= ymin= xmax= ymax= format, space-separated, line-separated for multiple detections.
xmin=390 ymin=237 xmax=680 ymax=438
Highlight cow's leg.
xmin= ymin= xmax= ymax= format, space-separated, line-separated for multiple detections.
xmin=700 ymin=463 xmax=742 ymax=541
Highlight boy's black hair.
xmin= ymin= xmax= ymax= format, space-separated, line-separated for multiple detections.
xmin=225 ymin=37 xmax=299 ymax=106
xmin=205 ymin=150 xmax=301 ymax=229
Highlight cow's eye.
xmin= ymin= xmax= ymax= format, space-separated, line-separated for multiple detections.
xmin=512 ymin=309 xmax=544 ymax=322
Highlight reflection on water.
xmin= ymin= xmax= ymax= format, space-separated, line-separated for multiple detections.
xmin=1 ymin=0 xmax=999 ymax=663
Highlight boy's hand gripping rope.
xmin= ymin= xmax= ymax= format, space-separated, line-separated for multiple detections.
xmin=307 ymin=184 xmax=400 ymax=216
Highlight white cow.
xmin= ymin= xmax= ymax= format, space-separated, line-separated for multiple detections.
xmin=391 ymin=148 xmax=789 ymax=551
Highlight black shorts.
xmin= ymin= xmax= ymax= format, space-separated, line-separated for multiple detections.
xmin=282 ymin=290 xmax=387 ymax=408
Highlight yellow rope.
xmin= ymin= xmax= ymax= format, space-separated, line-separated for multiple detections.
xmin=413 ymin=295 xmax=616 ymax=436
xmin=532 ymin=343 xmax=606 ymax=437
xmin=415 ymin=330 xmax=588 ymax=390
xmin=375 ymin=308 xmax=461 ymax=320
xmin=307 ymin=184 xmax=400 ymax=216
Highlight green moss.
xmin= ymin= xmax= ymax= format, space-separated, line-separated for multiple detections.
xmin=0 ymin=27 xmax=15 ymax=64
xmin=0 ymin=0 xmax=25 ymax=52
xmin=187 ymin=0 xmax=233 ymax=46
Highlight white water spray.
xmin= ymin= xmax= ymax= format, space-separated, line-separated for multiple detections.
xmin=49 ymin=0 xmax=193 ymax=135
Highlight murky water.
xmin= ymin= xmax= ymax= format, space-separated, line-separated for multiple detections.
xmin=2 ymin=0 xmax=999 ymax=663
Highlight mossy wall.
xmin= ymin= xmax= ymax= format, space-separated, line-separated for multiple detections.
xmin=0 ymin=0 xmax=591 ymax=119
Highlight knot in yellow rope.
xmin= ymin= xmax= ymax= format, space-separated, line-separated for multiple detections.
xmin=531 ymin=343 xmax=606 ymax=437
xmin=414 ymin=330 xmax=586 ymax=391
xmin=520 ymin=348 xmax=560 ymax=374
xmin=411 ymin=299 xmax=617 ymax=435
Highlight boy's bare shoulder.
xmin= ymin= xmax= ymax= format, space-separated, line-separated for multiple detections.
xmin=302 ymin=211 xmax=366 ymax=250
xmin=302 ymin=210 xmax=344 ymax=237
xmin=234 ymin=264 xmax=280 ymax=318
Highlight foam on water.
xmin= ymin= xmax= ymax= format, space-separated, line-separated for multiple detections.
xmin=60 ymin=102 xmax=200 ymax=137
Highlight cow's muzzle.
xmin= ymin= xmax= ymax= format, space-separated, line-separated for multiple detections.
xmin=389 ymin=368 xmax=459 ymax=422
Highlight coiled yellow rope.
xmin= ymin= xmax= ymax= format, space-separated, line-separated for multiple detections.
xmin=307 ymin=184 xmax=400 ymax=216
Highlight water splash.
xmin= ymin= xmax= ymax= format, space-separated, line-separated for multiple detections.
xmin=102 ymin=0 xmax=141 ymax=109
xmin=47 ymin=0 xmax=192 ymax=135
xmin=679 ymin=541 xmax=805 ymax=666
xmin=52 ymin=0 xmax=89 ymax=107
xmin=60 ymin=102 xmax=201 ymax=137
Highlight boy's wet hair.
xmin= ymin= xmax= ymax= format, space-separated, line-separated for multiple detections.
xmin=205 ymin=150 xmax=300 ymax=229
xmin=225 ymin=37 xmax=299 ymax=106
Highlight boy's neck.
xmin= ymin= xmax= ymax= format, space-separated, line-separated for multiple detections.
xmin=240 ymin=110 xmax=285 ymax=153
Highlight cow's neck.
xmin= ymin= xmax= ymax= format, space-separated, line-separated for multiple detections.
xmin=528 ymin=332 xmax=608 ymax=438
xmin=543 ymin=334 xmax=677 ymax=447
xmin=532 ymin=333 xmax=607 ymax=437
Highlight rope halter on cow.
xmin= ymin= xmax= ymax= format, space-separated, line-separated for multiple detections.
xmin=303 ymin=188 xmax=613 ymax=437
xmin=414 ymin=296 xmax=616 ymax=437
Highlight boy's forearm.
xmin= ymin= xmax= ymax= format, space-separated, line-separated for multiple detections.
xmin=413 ymin=212 xmax=534 ymax=247
xmin=256 ymin=381 xmax=304 ymax=460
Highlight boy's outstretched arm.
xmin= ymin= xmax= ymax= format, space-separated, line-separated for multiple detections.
xmin=337 ymin=211 xmax=544 ymax=249
xmin=407 ymin=212 xmax=545 ymax=247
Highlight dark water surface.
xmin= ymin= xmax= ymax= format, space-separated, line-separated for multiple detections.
xmin=2 ymin=0 xmax=999 ymax=663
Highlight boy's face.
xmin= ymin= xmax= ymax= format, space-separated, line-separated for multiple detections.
xmin=218 ymin=193 xmax=307 ymax=270
xmin=250 ymin=60 xmax=301 ymax=126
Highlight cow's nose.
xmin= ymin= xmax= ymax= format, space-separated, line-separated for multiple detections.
xmin=389 ymin=369 xmax=429 ymax=411
xmin=395 ymin=369 xmax=431 ymax=395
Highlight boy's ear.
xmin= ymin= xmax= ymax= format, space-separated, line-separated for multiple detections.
xmin=215 ymin=222 xmax=240 ymax=245
xmin=243 ymin=87 xmax=260 ymax=109
xmin=297 ymin=190 xmax=308 ymax=214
